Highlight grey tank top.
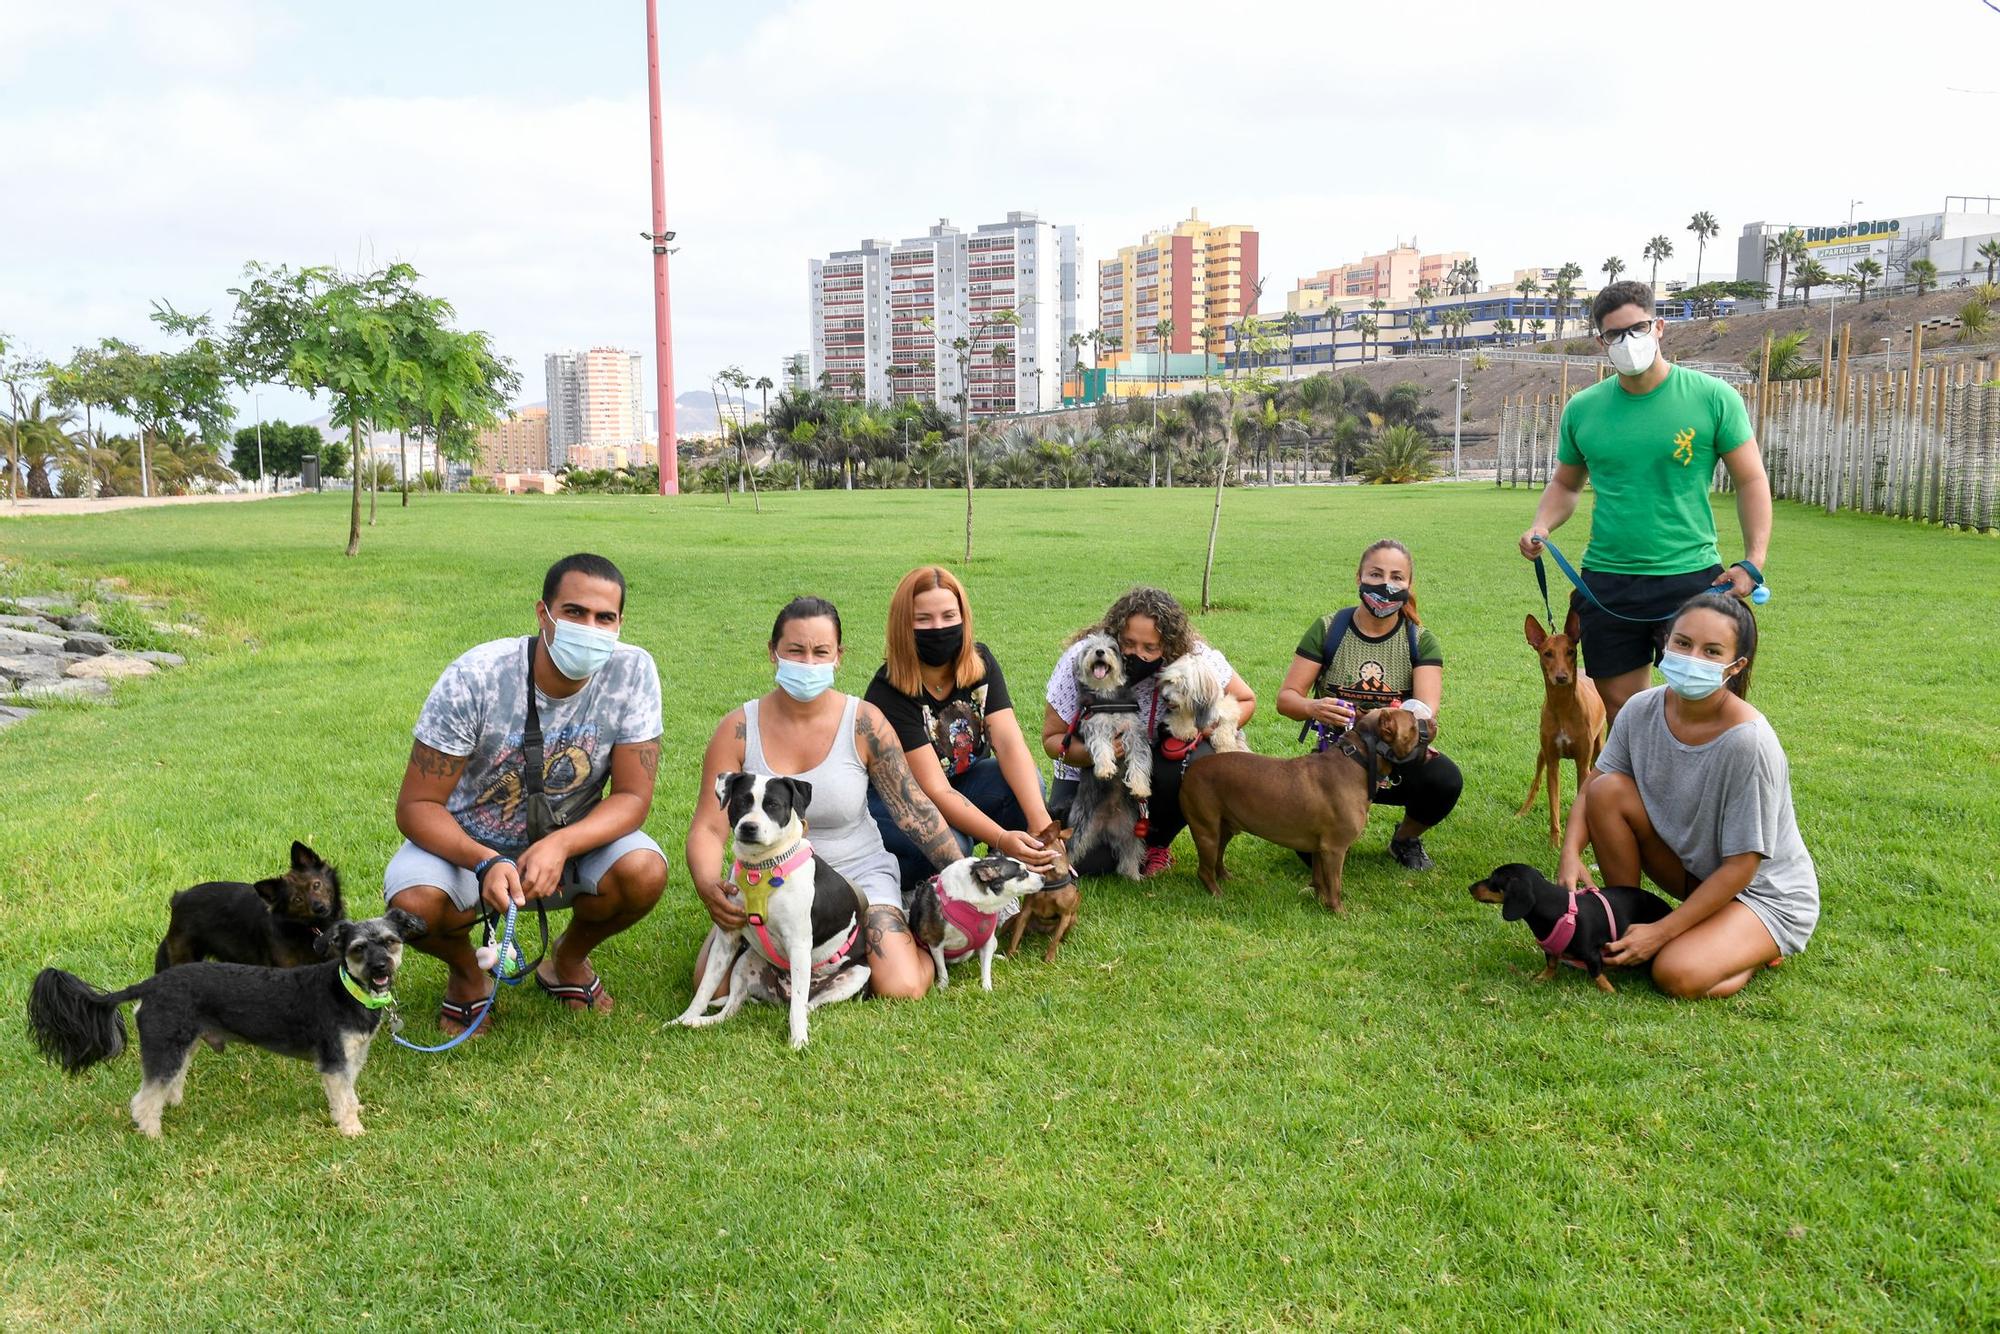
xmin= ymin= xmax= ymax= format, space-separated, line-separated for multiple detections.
xmin=744 ymin=694 xmax=901 ymax=908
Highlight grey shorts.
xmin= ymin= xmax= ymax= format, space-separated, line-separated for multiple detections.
xmin=383 ymin=831 xmax=666 ymax=914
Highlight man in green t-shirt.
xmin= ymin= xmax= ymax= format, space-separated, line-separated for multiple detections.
xmin=1518 ymin=280 xmax=1772 ymax=727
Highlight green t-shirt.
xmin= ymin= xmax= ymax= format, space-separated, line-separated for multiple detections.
xmin=1555 ymin=362 xmax=1753 ymax=575
xmin=1295 ymin=611 xmax=1442 ymax=712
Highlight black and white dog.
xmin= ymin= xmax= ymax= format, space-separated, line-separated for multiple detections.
xmin=28 ymin=909 xmax=426 ymax=1138
xmin=906 ymin=854 xmax=1066 ymax=991
xmin=676 ymin=773 xmax=872 ymax=1049
xmin=1067 ymin=633 xmax=1152 ymax=880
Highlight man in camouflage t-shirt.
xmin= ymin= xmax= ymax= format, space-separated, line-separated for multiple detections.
xmin=386 ymin=553 xmax=667 ymax=1036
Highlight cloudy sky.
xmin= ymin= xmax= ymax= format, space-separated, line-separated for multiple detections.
xmin=3 ymin=0 xmax=1995 ymax=427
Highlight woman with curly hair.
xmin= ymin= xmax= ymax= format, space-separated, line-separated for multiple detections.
xmin=1039 ymin=586 xmax=1256 ymax=878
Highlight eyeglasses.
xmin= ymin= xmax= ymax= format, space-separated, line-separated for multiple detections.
xmin=1598 ymin=320 xmax=1656 ymax=344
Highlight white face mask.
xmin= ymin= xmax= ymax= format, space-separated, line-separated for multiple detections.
xmin=1606 ymin=327 xmax=1659 ymax=377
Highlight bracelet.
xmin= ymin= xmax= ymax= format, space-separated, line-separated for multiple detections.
xmin=473 ymin=854 xmax=516 ymax=881
xmin=1731 ymin=560 xmax=1765 ymax=586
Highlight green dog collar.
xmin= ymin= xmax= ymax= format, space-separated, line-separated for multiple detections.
xmin=340 ymin=967 xmax=396 ymax=1010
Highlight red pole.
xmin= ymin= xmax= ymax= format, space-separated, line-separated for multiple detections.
xmin=646 ymin=0 xmax=679 ymax=495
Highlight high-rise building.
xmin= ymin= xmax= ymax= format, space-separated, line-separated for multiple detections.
xmin=1288 ymin=243 xmax=1473 ymax=314
xmin=1096 ymin=209 xmax=1259 ymax=363
xmin=476 ymin=407 xmax=550 ymax=476
xmin=781 ymin=351 xmax=811 ymax=394
xmin=808 ymin=211 xmax=1080 ymax=416
xmin=544 ymin=348 xmax=644 ymax=467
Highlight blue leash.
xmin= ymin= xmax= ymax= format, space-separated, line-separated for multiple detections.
xmin=1533 ymin=535 xmax=1768 ymax=630
xmin=391 ymin=902 xmax=537 ymax=1053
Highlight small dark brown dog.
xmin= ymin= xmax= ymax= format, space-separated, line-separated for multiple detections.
xmin=155 ymin=841 xmax=345 ymax=972
xmin=1469 ymin=863 xmax=1672 ymax=993
xmin=1180 ymin=708 xmax=1434 ymax=913
xmin=1517 ymin=610 xmax=1606 ymax=847
xmin=1004 ymin=821 xmax=1080 ymax=962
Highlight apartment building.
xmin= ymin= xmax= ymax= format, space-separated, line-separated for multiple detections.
xmin=1288 ymin=243 xmax=1474 ymax=314
xmin=544 ymin=348 xmax=645 ymax=467
xmin=808 ymin=211 xmax=1080 ymax=416
xmin=1096 ymin=209 xmax=1260 ymax=362
xmin=476 ymin=406 xmax=550 ymax=475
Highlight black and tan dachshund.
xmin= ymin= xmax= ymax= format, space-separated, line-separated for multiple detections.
xmin=1469 ymin=863 xmax=1673 ymax=992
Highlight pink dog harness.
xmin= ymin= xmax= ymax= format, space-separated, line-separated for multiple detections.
xmin=1537 ymin=885 xmax=1619 ymax=961
xmin=732 ymin=840 xmax=861 ymax=975
xmin=919 ymin=874 xmax=999 ymax=963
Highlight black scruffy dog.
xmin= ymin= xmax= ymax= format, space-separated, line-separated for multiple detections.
xmin=155 ymin=841 xmax=344 ymax=971
xmin=1469 ymin=863 xmax=1673 ymax=992
xmin=29 ymin=909 xmax=426 ymax=1138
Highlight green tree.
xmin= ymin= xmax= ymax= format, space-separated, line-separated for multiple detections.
xmin=924 ymin=307 xmax=1019 ymax=561
xmin=1906 ymin=258 xmax=1938 ymax=296
xmin=1356 ymin=315 xmax=1379 ymax=362
xmin=228 ymin=261 xmax=512 ymax=556
xmin=1 ymin=396 xmax=76 ymax=498
xmin=1687 ymin=211 xmax=1720 ymax=285
xmin=1791 ymin=259 xmax=1832 ymax=307
xmin=1549 ymin=263 xmax=1583 ymax=341
xmin=1514 ymin=273 xmax=1541 ymax=345
xmin=1642 ymin=234 xmax=1674 ymax=292
xmin=1602 ymin=256 xmax=1625 ymax=285
xmin=1851 ymin=257 xmax=1883 ymax=304
xmin=1764 ymin=229 xmax=1806 ymax=306
xmin=1980 ymin=239 xmax=2000 ymax=285
xmin=1750 ymin=331 xmax=1821 ymax=381
xmin=229 ymin=420 xmax=327 ymax=483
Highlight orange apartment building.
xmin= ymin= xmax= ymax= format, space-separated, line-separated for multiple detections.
xmin=1290 ymin=242 xmax=1472 ymax=312
xmin=1096 ymin=209 xmax=1260 ymax=362
xmin=476 ymin=406 xmax=550 ymax=475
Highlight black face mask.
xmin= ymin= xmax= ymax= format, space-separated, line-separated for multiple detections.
xmin=914 ymin=624 xmax=964 ymax=668
xmin=1122 ymin=652 xmax=1163 ymax=683
xmin=1358 ymin=582 xmax=1409 ymax=618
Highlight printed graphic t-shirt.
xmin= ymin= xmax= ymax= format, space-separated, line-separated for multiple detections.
xmin=1294 ymin=610 xmax=1442 ymax=713
xmin=413 ymin=635 xmax=663 ymax=854
xmin=863 ymin=643 xmax=1014 ymax=779
xmin=1555 ymin=362 xmax=1754 ymax=576
xmin=1044 ymin=640 xmax=1236 ymax=784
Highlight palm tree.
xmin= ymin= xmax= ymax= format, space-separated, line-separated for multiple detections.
xmin=1980 ymin=239 xmax=2000 ymax=285
xmin=1791 ymin=259 xmax=1832 ymax=307
xmin=1550 ymin=263 xmax=1583 ymax=342
xmin=1360 ymin=424 xmax=1438 ymax=484
xmin=1687 ymin=211 xmax=1720 ymax=286
xmin=1752 ymin=331 xmax=1821 ymax=382
xmin=1149 ymin=317 xmax=1175 ymax=485
xmin=1764 ymin=228 xmax=1806 ymax=306
xmin=1602 ymin=256 xmax=1625 ymax=285
xmin=1356 ymin=315 xmax=1379 ymax=363
xmin=1515 ymin=273 xmax=1541 ymax=345
xmin=1906 ymin=259 xmax=1938 ymax=296
xmin=1852 ymin=257 xmax=1883 ymax=304
xmin=1407 ymin=312 xmax=1431 ymax=349
xmin=1642 ymin=234 xmax=1674 ymax=292
xmin=1 ymin=397 xmax=78 ymax=498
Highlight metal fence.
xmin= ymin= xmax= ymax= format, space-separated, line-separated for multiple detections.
xmin=1495 ymin=348 xmax=1999 ymax=532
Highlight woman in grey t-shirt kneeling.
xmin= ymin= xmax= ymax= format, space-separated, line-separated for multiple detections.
xmin=1558 ymin=592 xmax=1818 ymax=999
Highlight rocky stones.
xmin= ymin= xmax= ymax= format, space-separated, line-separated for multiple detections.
xmin=0 ymin=614 xmax=63 ymax=633
xmin=57 ymin=612 xmax=103 ymax=634
xmin=63 ymin=631 xmax=117 ymax=657
xmin=0 ymin=653 xmax=66 ymax=683
xmin=132 ymin=650 xmax=187 ymax=668
xmin=10 ymin=596 xmax=71 ymax=613
xmin=0 ymin=705 xmax=35 ymax=729
xmin=0 ymin=628 xmax=68 ymax=655
xmin=65 ymin=654 xmax=158 ymax=681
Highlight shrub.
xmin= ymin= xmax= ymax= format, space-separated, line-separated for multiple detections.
xmin=1359 ymin=425 xmax=1439 ymax=484
xmin=1713 ymin=320 xmax=1730 ymax=335
xmin=1957 ymin=299 xmax=1991 ymax=342
xmin=1564 ymin=339 xmax=1594 ymax=356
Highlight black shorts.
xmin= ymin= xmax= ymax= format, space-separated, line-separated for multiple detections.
xmin=1570 ymin=565 xmax=1724 ymax=679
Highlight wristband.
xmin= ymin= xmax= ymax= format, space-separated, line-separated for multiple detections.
xmin=473 ymin=854 xmax=516 ymax=882
xmin=1731 ymin=560 xmax=1765 ymax=586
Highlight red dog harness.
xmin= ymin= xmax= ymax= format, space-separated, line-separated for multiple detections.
xmin=732 ymin=841 xmax=861 ymax=976
xmin=1537 ymin=885 xmax=1619 ymax=962
xmin=919 ymin=874 xmax=999 ymax=963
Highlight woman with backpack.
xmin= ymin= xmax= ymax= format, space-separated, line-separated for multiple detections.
xmin=1274 ymin=538 xmax=1461 ymax=871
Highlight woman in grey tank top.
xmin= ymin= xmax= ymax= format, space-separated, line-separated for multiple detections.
xmin=684 ymin=597 xmax=970 ymax=999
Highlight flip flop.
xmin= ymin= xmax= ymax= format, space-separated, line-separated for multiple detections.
xmin=535 ymin=968 xmax=607 ymax=1013
xmin=438 ymin=995 xmax=495 ymax=1038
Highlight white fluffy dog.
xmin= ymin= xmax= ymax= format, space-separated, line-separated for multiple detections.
xmin=1157 ymin=656 xmax=1249 ymax=754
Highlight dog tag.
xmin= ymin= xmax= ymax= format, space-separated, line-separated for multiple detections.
xmin=769 ymin=874 xmax=784 ymax=888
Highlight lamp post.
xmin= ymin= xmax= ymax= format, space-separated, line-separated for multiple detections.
xmin=643 ymin=0 xmax=679 ymax=495
xmin=1449 ymin=349 xmax=1466 ymax=480
xmin=1829 ymin=199 xmax=1861 ymax=352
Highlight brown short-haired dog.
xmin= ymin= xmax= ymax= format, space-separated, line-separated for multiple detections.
xmin=1004 ymin=821 xmax=1081 ymax=963
xmin=1180 ymin=708 xmax=1433 ymax=913
xmin=1516 ymin=610 xmax=1606 ymax=847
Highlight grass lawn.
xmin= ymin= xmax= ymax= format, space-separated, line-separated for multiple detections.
xmin=1 ymin=485 xmax=1994 ymax=1330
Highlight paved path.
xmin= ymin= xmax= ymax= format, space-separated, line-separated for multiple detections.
xmin=0 ymin=492 xmax=311 ymax=518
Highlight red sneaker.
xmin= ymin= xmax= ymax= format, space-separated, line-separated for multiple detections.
xmin=1140 ymin=846 xmax=1174 ymax=878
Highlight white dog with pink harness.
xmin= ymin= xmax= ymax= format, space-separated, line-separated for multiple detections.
xmin=906 ymin=854 xmax=1068 ymax=992
xmin=676 ymin=773 xmax=872 ymax=1049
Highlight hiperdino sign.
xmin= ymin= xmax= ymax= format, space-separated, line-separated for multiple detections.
xmin=1804 ymin=219 xmax=1900 ymax=248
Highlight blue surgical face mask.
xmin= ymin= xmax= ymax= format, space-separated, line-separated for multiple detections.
xmin=1660 ymin=651 xmax=1733 ymax=700
xmin=774 ymin=657 xmax=836 ymax=702
xmin=542 ymin=610 xmax=619 ymax=681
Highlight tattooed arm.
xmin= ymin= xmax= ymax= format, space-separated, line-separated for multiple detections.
xmin=533 ymin=736 xmax=660 ymax=864
xmin=856 ymin=702 xmax=965 ymax=871
xmin=395 ymin=740 xmax=500 ymax=869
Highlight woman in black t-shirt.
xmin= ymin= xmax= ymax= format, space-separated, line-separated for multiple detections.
xmin=863 ymin=566 xmax=1059 ymax=891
